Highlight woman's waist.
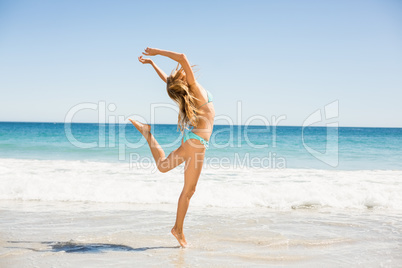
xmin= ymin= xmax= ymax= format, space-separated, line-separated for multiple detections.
xmin=188 ymin=126 xmax=213 ymax=141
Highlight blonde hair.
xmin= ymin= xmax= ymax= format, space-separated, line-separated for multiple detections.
xmin=166 ymin=63 xmax=201 ymax=132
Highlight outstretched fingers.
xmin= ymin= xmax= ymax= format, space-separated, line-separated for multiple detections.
xmin=142 ymin=47 xmax=150 ymax=56
xmin=138 ymin=55 xmax=152 ymax=64
xmin=142 ymin=47 xmax=157 ymax=56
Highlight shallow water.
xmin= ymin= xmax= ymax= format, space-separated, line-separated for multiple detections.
xmin=1 ymin=123 xmax=402 ymax=267
xmin=1 ymin=123 xmax=402 ymax=170
xmin=1 ymin=159 xmax=402 ymax=210
xmin=1 ymin=201 xmax=401 ymax=267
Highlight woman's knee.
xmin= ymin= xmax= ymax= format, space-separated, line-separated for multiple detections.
xmin=157 ymin=164 xmax=169 ymax=173
xmin=182 ymin=187 xmax=196 ymax=199
xmin=157 ymin=159 xmax=171 ymax=173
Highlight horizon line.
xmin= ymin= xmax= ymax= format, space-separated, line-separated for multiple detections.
xmin=0 ymin=121 xmax=401 ymax=129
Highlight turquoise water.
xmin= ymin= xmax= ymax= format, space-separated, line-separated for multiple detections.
xmin=0 ymin=122 xmax=401 ymax=170
xmin=2 ymin=122 xmax=402 ymax=267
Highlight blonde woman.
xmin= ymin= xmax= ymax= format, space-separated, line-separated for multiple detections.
xmin=129 ymin=47 xmax=215 ymax=247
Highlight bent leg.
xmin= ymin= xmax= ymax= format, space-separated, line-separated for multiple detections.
xmin=129 ymin=119 xmax=187 ymax=172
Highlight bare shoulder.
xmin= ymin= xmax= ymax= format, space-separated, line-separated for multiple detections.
xmin=189 ymin=81 xmax=206 ymax=101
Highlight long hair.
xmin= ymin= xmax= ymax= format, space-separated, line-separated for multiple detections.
xmin=166 ymin=63 xmax=200 ymax=132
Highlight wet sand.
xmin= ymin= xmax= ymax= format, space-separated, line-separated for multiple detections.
xmin=1 ymin=200 xmax=401 ymax=267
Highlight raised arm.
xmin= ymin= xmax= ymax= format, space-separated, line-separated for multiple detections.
xmin=138 ymin=56 xmax=167 ymax=83
xmin=142 ymin=47 xmax=196 ymax=86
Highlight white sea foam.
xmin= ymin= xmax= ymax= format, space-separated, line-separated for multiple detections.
xmin=1 ymin=158 xmax=402 ymax=210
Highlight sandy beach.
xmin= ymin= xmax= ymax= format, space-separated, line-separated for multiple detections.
xmin=1 ymin=200 xmax=401 ymax=267
xmin=1 ymin=0 xmax=401 ymax=266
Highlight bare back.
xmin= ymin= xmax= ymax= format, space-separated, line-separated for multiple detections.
xmin=189 ymin=82 xmax=215 ymax=141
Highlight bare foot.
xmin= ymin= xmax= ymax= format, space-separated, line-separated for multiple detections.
xmin=171 ymin=227 xmax=187 ymax=248
xmin=129 ymin=119 xmax=151 ymax=136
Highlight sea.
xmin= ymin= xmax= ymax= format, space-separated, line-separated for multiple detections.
xmin=1 ymin=122 xmax=402 ymax=267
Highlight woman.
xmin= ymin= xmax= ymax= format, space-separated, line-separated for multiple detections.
xmin=129 ymin=47 xmax=215 ymax=247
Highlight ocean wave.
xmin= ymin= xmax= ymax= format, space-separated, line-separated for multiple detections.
xmin=1 ymin=158 xmax=401 ymax=210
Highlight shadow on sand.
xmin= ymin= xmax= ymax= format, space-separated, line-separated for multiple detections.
xmin=7 ymin=240 xmax=180 ymax=253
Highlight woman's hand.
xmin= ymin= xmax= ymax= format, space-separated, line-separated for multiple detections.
xmin=142 ymin=47 xmax=158 ymax=56
xmin=138 ymin=56 xmax=153 ymax=64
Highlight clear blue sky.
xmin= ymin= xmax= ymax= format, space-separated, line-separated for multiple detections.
xmin=1 ymin=0 xmax=401 ymax=127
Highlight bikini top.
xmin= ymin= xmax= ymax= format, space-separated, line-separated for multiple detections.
xmin=198 ymin=88 xmax=213 ymax=108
